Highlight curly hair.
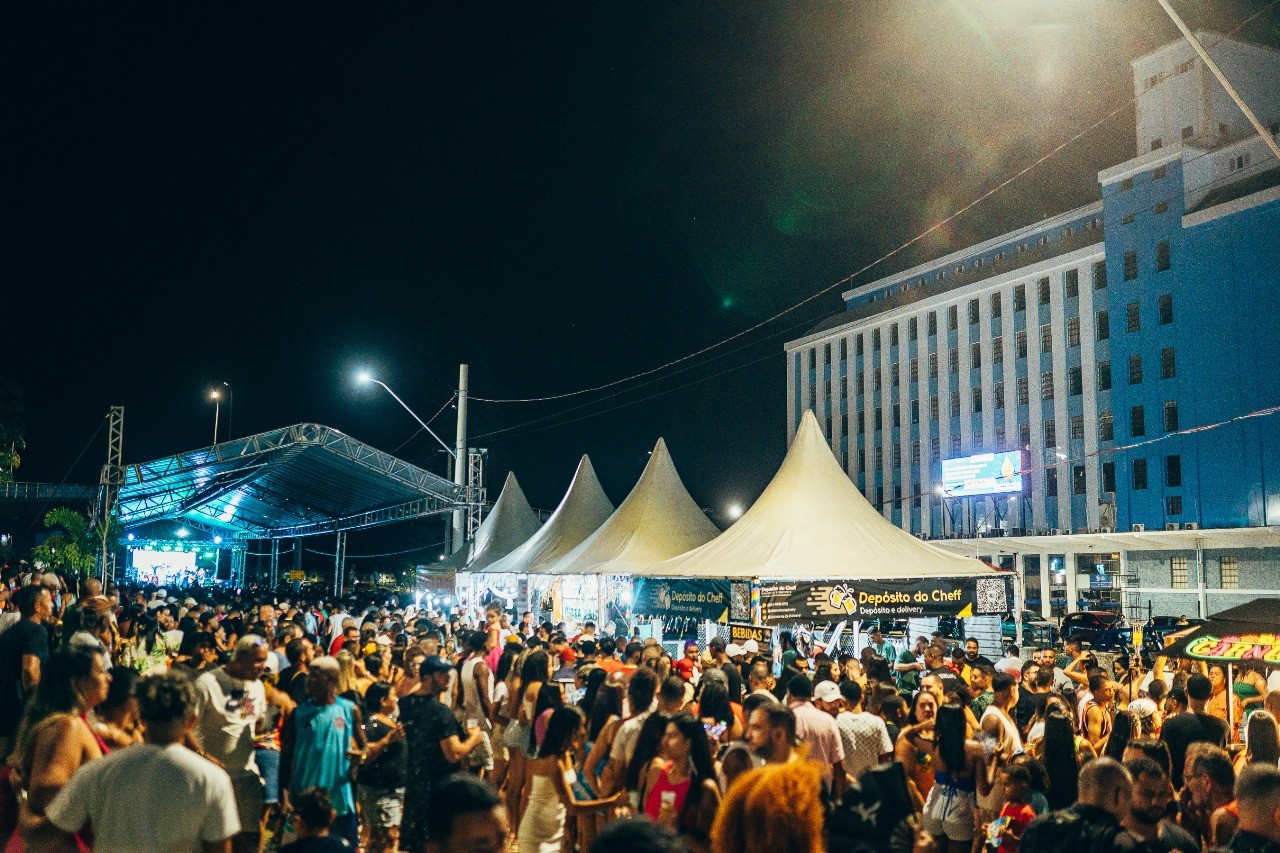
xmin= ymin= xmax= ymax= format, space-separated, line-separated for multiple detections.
xmin=712 ymin=760 xmax=824 ymax=853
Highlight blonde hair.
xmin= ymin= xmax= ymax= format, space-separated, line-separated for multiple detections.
xmin=335 ymin=650 xmax=360 ymax=695
xmin=712 ymin=760 xmax=824 ymax=853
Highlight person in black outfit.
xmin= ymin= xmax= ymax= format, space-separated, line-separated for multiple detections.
xmin=1229 ymin=765 xmax=1280 ymax=853
xmin=398 ymin=655 xmax=483 ymax=852
xmin=1160 ymin=677 xmax=1228 ymax=789
xmin=358 ymin=681 xmax=406 ymax=853
xmin=278 ymin=787 xmax=352 ymax=852
xmin=1022 ymin=757 xmax=1132 ymax=853
xmin=424 ymin=775 xmax=512 ymax=853
xmin=0 ymin=585 xmax=53 ymax=761
xmin=964 ymin=637 xmax=993 ymax=669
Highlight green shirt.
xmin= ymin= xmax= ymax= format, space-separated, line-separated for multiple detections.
xmin=971 ymin=689 xmax=995 ymax=718
xmin=896 ymin=647 xmax=920 ymax=692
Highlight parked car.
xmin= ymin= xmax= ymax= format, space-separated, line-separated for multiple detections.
xmin=1060 ymin=610 xmax=1131 ymax=652
xmin=1001 ymin=610 xmax=1060 ymax=646
xmin=1142 ymin=615 xmax=1205 ymax=653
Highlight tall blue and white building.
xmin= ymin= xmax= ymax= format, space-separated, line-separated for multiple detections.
xmin=786 ymin=33 xmax=1280 ymax=620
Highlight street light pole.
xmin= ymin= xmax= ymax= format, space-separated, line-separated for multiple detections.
xmin=451 ymin=364 xmax=469 ymax=555
xmin=210 ymin=390 xmax=221 ymax=445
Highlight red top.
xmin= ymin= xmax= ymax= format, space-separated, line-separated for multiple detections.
xmin=643 ymin=761 xmax=692 ymax=824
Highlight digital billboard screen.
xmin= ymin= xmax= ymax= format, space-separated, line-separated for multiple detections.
xmin=940 ymin=451 xmax=1024 ymax=497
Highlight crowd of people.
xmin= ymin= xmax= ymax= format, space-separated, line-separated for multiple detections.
xmin=2 ymin=567 xmax=1280 ymax=853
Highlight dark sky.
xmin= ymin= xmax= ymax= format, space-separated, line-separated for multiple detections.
xmin=6 ymin=2 xmax=1278 ymax=567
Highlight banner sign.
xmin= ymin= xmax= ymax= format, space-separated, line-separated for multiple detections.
xmin=632 ymin=578 xmax=730 ymax=623
xmin=759 ymin=576 xmax=1009 ymax=625
xmin=1185 ymin=633 xmax=1280 ymax=663
xmin=729 ymin=581 xmax=752 ymax=623
xmin=728 ymin=622 xmax=773 ymax=652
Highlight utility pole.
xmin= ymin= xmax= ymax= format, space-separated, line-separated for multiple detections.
xmin=451 ymin=364 xmax=469 ymax=554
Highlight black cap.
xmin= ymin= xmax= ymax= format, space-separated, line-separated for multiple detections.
xmin=420 ymin=656 xmax=453 ymax=676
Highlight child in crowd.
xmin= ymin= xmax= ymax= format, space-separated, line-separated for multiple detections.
xmin=988 ymin=764 xmax=1036 ymax=853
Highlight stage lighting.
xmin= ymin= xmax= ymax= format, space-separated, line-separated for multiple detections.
xmin=213 ymin=536 xmax=223 ymax=544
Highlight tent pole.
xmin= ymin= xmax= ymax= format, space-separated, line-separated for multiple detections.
xmin=1228 ymin=663 xmax=1236 ymax=737
xmin=1013 ymin=569 xmax=1025 ymax=651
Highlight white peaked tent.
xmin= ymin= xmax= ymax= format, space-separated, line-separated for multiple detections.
xmin=482 ymin=455 xmax=616 ymax=575
xmin=648 ymin=410 xmax=994 ymax=579
xmin=460 ymin=472 xmax=542 ymax=572
xmin=546 ymin=438 xmax=721 ymax=576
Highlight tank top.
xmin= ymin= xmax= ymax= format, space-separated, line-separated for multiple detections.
xmin=291 ymin=698 xmax=357 ymax=815
xmin=460 ymin=656 xmax=491 ymax=731
xmin=643 ymin=761 xmax=693 ymax=824
xmin=1082 ymin=699 xmax=1112 ymax=738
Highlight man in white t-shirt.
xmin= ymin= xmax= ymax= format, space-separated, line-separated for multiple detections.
xmin=194 ymin=635 xmax=270 ymax=853
xmin=830 ymin=680 xmax=893 ymax=780
xmin=45 ymin=671 xmax=240 ymax=852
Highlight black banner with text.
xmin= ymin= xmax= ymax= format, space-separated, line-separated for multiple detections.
xmin=632 ymin=578 xmax=731 ymax=623
xmin=759 ymin=576 xmax=1009 ymax=625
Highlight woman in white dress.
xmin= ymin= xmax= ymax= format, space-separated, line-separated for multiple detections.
xmin=517 ymin=705 xmax=626 ymax=853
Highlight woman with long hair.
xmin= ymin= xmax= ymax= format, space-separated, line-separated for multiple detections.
xmin=583 ymin=672 xmax=628 ymax=796
xmin=921 ymin=703 xmax=992 ymax=853
xmin=578 ymin=666 xmax=607 ymax=718
xmin=8 ymin=648 xmax=112 ymax=852
xmin=639 ymin=712 xmax=720 ymax=847
xmin=624 ymin=712 xmax=672 ymax=809
xmin=1040 ymin=709 xmax=1082 ymax=810
xmin=895 ymin=689 xmax=939 ymax=810
xmin=531 ymin=683 xmax=564 ymax=755
xmin=691 ymin=678 xmax=741 ymax=746
xmin=1242 ymin=710 xmax=1280 ymax=770
xmin=488 ymin=641 xmax=524 ymax=791
xmin=1103 ymin=709 xmax=1137 ymax=762
xmin=516 ymin=706 xmax=625 ymax=853
xmin=90 ymin=666 xmax=142 ymax=749
xmin=506 ymin=648 xmax=551 ymax=826
xmin=334 ymin=649 xmax=365 ymax=712
xmin=879 ymin=693 xmax=908 ymax=744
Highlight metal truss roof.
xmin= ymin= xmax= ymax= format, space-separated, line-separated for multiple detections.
xmin=118 ymin=423 xmax=464 ymax=539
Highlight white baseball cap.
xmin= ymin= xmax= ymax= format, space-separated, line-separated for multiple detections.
xmin=742 ymin=639 xmax=759 ymax=654
xmin=725 ymin=643 xmax=744 ymax=658
xmin=814 ymin=680 xmax=842 ymax=703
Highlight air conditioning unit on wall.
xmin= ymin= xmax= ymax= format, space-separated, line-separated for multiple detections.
xmin=1165 ymin=522 xmax=1182 ymax=531
xmin=1131 ymin=523 xmax=1146 ymax=532
xmin=1183 ymin=522 xmax=1201 ymax=530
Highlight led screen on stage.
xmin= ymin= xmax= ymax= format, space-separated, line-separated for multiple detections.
xmin=940 ymin=451 xmax=1024 ymax=497
xmin=129 ymin=548 xmax=197 ymax=584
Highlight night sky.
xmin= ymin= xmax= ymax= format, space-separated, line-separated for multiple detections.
xmin=6 ymin=2 xmax=1278 ymax=568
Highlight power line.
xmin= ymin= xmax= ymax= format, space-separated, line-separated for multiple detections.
xmin=303 ymin=540 xmax=448 ymax=560
xmin=390 ymin=394 xmax=456 ymax=456
xmin=466 ymin=8 xmax=1277 ymax=409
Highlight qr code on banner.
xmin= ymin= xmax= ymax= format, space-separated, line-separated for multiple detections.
xmin=975 ymin=578 xmax=1008 ymax=614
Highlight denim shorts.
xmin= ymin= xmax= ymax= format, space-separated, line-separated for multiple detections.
xmin=357 ymin=785 xmax=405 ymax=828
xmin=254 ymin=747 xmax=281 ymax=805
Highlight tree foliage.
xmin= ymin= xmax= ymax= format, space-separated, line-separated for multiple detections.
xmin=0 ymin=374 xmax=24 ymax=482
xmin=30 ymin=506 xmax=119 ymax=581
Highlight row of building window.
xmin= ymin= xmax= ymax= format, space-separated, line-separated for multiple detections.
xmin=1170 ymin=555 xmax=1239 ymax=589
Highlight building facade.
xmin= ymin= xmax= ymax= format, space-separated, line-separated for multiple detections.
xmin=785 ymin=34 xmax=1280 ymax=619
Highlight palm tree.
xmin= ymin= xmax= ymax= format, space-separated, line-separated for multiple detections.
xmin=30 ymin=507 xmax=118 ymax=584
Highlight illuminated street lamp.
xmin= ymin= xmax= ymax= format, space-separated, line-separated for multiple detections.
xmin=726 ymin=503 xmax=744 ymax=521
xmin=209 ymin=389 xmax=221 ymax=445
xmin=355 ymin=371 xmax=455 ymax=460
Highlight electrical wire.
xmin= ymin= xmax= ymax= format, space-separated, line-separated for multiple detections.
xmin=466 ymin=7 xmax=1277 ymax=409
xmin=390 ymin=394 xmax=457 ymax=456
xmin=25 ymin=417 xmax=106 ymax=533
xmin=303 ymin=540 xmax=449 ymax=560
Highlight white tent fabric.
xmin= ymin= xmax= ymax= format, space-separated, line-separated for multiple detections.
xmin=482 ymin=455 xmax=615 ymax=575
xmin=647 ymin=410 xmax=994 ymax=580
xmin=545 ymin=438 xmax=721 ymax=575
xmin=459 ymin=472 xmax=543 ymax=573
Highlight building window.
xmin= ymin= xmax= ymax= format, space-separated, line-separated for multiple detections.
xmin=1038 ymin=277 xmax=1050 ymax=306
xmin=1099 ymin=411 xmax=1114 ymax=441
xmin=991 ymin=292 xmax=1002 ymax=318
xmin=1161 ymin=347 xmax=1176 ymax=379
xmin=1167 ymin=495 xmax=1183 ymax=516
xmin=1044 ymin=420 xmax=1057 ymax=447
xmin=1097 ymin=361 xmax=1112 ymax=391
xmin=972 ymin=388 xmax=983 ymax=413
xmin=1171 ymin=556 xmax=1188 ymax=588
xmin=1071 ymin=414 xmax=1084 ymax=440
xmin=949 ymin=349 xmax=959 ymax=374
xmin=1067 ymin=317 xmax=1080 ymax=347
xmin=995 ymin=425 xmax=1006 ymax=447
xmin=911 ymin=441 xmax=921 ymax=466
xmin=1073 ymin=465 xmax=1087 ymax=495
xmin=911 ymin=401 xmax=920 ymax=424
xmin=929 ymin=353 xmax=938 ymax=378
xmin=1069 ymin=366 xmax=1083 ymax=396
xmin=1093 ymin=260 xmax=1107 ymax=290
xmin=893 ymin=404 xmax=901 ymax=427
xmin=1156 ymin=241 xmax=1171 ymax=272
xmin=887 ymin=325 xmax=897 ymax=348
xmin=876 ymin=486 xmax=884 ymax=507
xmin=968 ymin=299 xmax=979 ymax=325
xmin=1133 ymin=458 xmax=1148 ymax=490
xmin=910 ymin=358 xmax=919 ymax=383
xmin=994 ymin=382 xmax=1005 ymax=408
xmin=1041 ymin=372 xmax=1054 ymax=401
xmin=1221 ymin=556 xmax=1239 ymax=590
xmin=1120 ymin=177 xmax=1134 ymax=191
xmin=856 ymin=373 xmax=865 ymax=395
xmin=873 ymin=329 xmax=881 ymax=350
xmin=1016 ymin=330 xmax=1028 ymax=359
xmin=1158 ymin=294 xmax=1173 ymax=325
xmin=1019 ymin=423 xmax=1031 ymax=448
xmin=948 ymin=305 xmax=958 ymax=331
xmin=1017 ymin=377 xmax=1030 ymax=405
xmin=873 ymin=408 xmax=882 ymax=431
xmin=1014 ymin=284 xmax=1026 ymax=312
xmin=808 ymin=349 xmax=817 ymax=370
xmin=970 ymin=343 xmax=981 ymax=369
xmin=1065 ymin=269 xmax=1079 ymax=298
xmin=875 ymin=447 xmax=883 ymax=468
xmin=1126 ymin=302 xmax=1141 ymax=332
xmin=892 ymin=366 xmax=900 ymax=387
xmin=873 ymin=372 xmax=882 ymax=392
xmin=1163 ymin=400 xmax=1179 ymax=432
xmin=1040 ymin=324 xmax=1053 ymax=354
xmin=974 ymin=425 xmax=983 ymax=448
xmin=949 ymin=391 xmax=960 ymax=417
xmin=1097 ymin=310 xmax=1110 ymax=340
xmin=909 ymin=317 xmax=918 ymax=341
xmin=1046 ymin=468 xmax=1058 ymax=497
xmin=856 ymin=335 xmax=864 ymax=358
xmin=1166 ymin=455 xmax=1182 ymax=487
xmin=950 ymin=434 xmax=962 ymax=455
xmin=928 ymin=313 xmax=938 ymax=337
xmin=1129 ymin=354 xmax=1143 ymax=385
xmin=1103 ymin=461 xmax=1116 ymax=492
xmin=992 ymin=339 xmax=1003 ymax=364
xmin=1123 ymin=251 xmax=1138 ymax=281
xmin=892 ymin=445 xmax=902 ymax=467
xmin=1131 ymin=406 xmax=1146 ymax=437
xmin=930 ymin=396 xmax=939 ymax=420
xmin=930 ymin=437 xmax=940 ymax=461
